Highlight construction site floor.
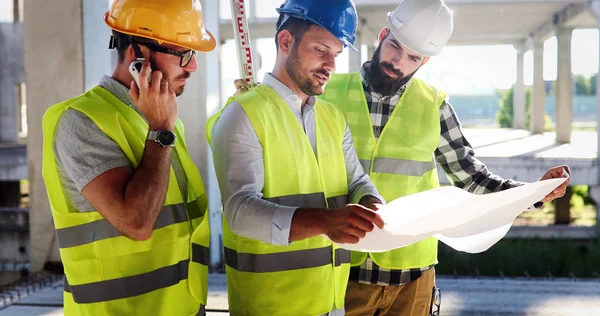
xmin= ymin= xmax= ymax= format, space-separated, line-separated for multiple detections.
xmin=1 ymin=273 xmax=599 ymax=315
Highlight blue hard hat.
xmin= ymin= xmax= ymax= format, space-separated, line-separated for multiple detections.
xmin=276 ymin=0 xmax=359 ymax=52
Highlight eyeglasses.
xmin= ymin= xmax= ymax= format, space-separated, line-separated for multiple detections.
xmin=429 ymin=287 xmax=441 ymax=316
xmin=140 ymin=42 xmax=197 ymax=68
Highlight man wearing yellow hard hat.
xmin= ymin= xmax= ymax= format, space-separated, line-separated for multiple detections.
xmin=41 ymin=0 xmax=215 ymax=315
xmin=320 ymin=0 xmax=570 ymax=315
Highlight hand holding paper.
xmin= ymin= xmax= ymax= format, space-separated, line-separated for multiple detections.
xmin=334 ymin=176 xmax=569 ymax=254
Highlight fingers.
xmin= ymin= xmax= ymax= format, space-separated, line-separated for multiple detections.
xmin=542 ymin=182 xmax=571 ymax=203
xmin=349 ymin=204 xmax=385 ymax=229
xmin=331 ymin=233 xmax=359 ymax=244
xmin=542 ymin=165 xmax=571 ymax=181
xmin=347 ymin=214 xmax=375 ymax=233
xmin=553 ymin=179 xmax=570 ymax=195
xmin=150 ymin=70 xmax=164 ymax=92
xmin=138 ymin=61 xmax=151 ymax=90
xmin=234 ymin=79 xmax=248 ymax=90
xmin=233 ymin=79 xmax=250 ymax=96
xmin=160 ymin=80 xmax=169 ymax=93
xmin=129 ymin=81 xmax=139 ymax=101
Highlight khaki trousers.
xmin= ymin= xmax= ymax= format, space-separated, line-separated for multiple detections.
xmin=345 ymin=268 xmax=435 ymax=316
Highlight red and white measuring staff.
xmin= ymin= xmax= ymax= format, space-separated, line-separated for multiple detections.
xmin=230 ymin=0 xmax=256 ymax=86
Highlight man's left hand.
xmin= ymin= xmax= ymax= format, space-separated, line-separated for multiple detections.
xmin=539 ymin=165 xmax=571 ymax=203
xmin=359 ymin=195 xmax=383 ymax=212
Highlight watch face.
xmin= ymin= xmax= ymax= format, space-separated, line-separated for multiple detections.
xmin=158 ymin=131 xmax=176 ymax=146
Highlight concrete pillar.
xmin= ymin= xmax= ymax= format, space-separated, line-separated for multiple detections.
xmin=349 ymin=29 xmax=362 ymax=73
xmin=83 ymin=0 xmax=113 ymax=90
xmin=348 ymin=24 xmax=365 ymax=72
xmin=24 ymin=0 xmax=111 ymax=271
xmin=554 ymin=186 xmax=572 ymax=225
xmin=0 ymin=181 xmax=20 ymax=206
xmin=513 ymin=45 xmax=527 ymax=129
xmin=531 ymin=40 xmax=546 ymax=134
xmin=555 ymin=28 xmax=573 ymax=143
xmin=0 ymin=22 xmax=23 ymax=143
xmin=591 ymin=2 xmax=600 ymax=238
xmin=13 ymin=0 xmax=23 ymax=22
xmin=178 ymin=0 xmax=223 ymax=268
xmin=366 ymin=44 xmax=377 ymax=62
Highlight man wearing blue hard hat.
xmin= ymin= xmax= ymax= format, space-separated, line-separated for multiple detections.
xmin=207 ymin=0 xmax=386 ymax=315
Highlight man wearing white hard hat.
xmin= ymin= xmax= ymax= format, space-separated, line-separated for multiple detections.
xmin=321 ymin=0 xmax=570 ymax=315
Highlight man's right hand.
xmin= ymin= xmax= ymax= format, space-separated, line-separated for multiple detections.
xmin=322 ymin=204 xmax=385 ymax=244
xmin=129 ymin=62 xmax=178 ymax=131
xmin=290 ymin=205 xmax=385 ymax=244
xmin=233 ymin=79 xmax=258 ymax=96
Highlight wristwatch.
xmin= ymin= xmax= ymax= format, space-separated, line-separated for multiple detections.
xmin=147 ymin=130 xmax=176 ymax=148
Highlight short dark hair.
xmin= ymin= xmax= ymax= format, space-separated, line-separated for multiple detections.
xmin=274 ymin=15 xmax=312 ymax=51
xmin=111 ymin=30 xmax=159 ymax=63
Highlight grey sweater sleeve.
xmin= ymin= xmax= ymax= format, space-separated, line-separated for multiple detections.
xmin=54 ymin=109 xmax=131 ymax=211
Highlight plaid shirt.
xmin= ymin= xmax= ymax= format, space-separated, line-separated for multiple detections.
xmin=352 ymin=63 xmax=522 ymax=286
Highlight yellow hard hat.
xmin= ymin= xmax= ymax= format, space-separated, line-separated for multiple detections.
xmin=104 ymin=0 xmax=216 ymax=52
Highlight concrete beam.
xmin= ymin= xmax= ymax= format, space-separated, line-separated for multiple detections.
xmin=217 ymin=18 xmax=523 ymax=47
xmin=505 ymin=225 xmax=596 ymax=239
xmin=555 ymin=27 xmax=573 ymax=143
xmin=438 ymin=156 xmax=597 ymax=186
xmin=530 ymin=40 xmax=545 ymax=134
xmin=529 ymin=2 xmax=590 ymax=42
xmin=355 ymin=0 xmax=590 ymax=5
xmin=513 ymin=44 xmax=527 ymax=130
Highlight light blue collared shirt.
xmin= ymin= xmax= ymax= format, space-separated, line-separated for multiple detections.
xmin=210 ymin=73 xmax=384 ymax=246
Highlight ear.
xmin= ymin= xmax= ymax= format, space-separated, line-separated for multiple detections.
xmin=127 ymin=45 xmax=137 ymax=61
xmin=277 ymin=30 xmax=294 ymax=57
xmin=421 ymin=56 xmax=431 ymax=67
xmin=127 ymin=44 xmax=150 ymax=61
xmin=378 ymin=27 xmax=389 ymax=43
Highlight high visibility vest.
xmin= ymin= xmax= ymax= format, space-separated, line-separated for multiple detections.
xmin=321 ymin=73 xmax=445 ymax=270
xmin=206 ymin=84 xmax=350 ymax=316
xmin=42 ymin=86 xmax=210 ymax=315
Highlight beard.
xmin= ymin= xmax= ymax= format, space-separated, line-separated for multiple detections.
xmin=285 ymin=43 xmax=330 ymax=96
xmin=367 ymin=44 xmax=417 ymax=96
xmin=149 ymin=55 xmax=191 ymax=97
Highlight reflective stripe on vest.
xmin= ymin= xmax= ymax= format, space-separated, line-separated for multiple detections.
xmin=64 ymin=259 xmax=189 ymax=303
xmin=191 ymin=243 xmax=211 ymax=266
xmin=56 ymin=203 xmax=188 ymax=248
xmin=224 ymin=246 xmax=351 ymax=273
xmin=361 ymin=158 xmax=435 ymax=176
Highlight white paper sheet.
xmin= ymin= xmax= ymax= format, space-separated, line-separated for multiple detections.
xmin=335 ymin=176 xmax=568 ymax=253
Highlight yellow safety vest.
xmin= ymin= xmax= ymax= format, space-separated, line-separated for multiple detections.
xmin=321 ymin=73 xmax=445 ymax=270
xmin=206 ymin=84 xmax=350 ymax=316
xmin=42 ymin=86 xmax=209 ymax=315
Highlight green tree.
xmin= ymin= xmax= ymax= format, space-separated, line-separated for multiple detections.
xmin=590 ymin=74 xmax=597 ymax=95
xmin=574 ymin=74 xmax=591 ymax=95
xmin=496 ymin=87 xmax=552 ymax=130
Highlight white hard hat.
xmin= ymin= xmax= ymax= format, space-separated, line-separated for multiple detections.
xmin=387 ymin=0 xmax=454 ymax=57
